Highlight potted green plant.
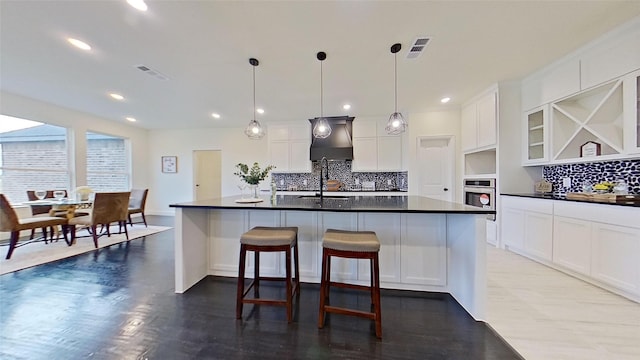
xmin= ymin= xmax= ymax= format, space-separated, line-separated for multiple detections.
xmin=234 ymin=162 xmax=275 ymax=198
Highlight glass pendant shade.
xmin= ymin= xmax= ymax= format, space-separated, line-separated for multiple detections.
xmin=244 ymin=119 xmax=264 ymax=139
xmin=313 ymin=51 xmax=331 ymax=139
xmin=245 ymin=58 xmax=265 ymax=140
xmin=313 ymin=117 xmax=331 ymax=138
xmin=386 ymin=43 xmax=407 ymax=135
xmin=385 ymin=112 xmax=407 ymax=135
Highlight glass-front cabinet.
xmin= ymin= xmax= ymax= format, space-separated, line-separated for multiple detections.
xmin=622 ymin=69 xmax=640 ymax=154
xmin=523 ymin=105 xmax=548 ymax=164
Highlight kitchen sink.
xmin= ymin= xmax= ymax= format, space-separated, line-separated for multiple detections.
xmin=297 ymin=195 xmax=351 ymax=200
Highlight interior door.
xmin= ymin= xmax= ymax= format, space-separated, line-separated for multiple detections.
xmin=193 ymin=150 xmax=221 ymax=201
xmin=416 ymin=137 xmax=454 ymax=202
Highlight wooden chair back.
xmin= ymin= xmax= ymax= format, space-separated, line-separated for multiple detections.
xmin=128 ymin=189 xmax=148 ymax=210
xmin=0 ymin=194 xmax=19 ymax=231
xmin=91 ymin=192 xmax=131 ymax=225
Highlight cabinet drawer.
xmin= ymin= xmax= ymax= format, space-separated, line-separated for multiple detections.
xmin=501 ymin=196 xmax=553 ymax=213
xmin=554 ymin=201 xmax=640 ymax=229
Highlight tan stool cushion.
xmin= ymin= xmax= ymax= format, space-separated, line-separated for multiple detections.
xmin=240 ymin=226 xmax=298 ymax=246
xmin=322 ymin=229 xmax=380 ymax=252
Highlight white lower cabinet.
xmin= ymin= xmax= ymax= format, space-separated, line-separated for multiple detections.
xmin=552 ymin=216 xmax=591 ymax=275
xmin=400 ymin=214 xmax=447 ymax=286
xmin=524 ymin=211 xmax=553 ymax=261
xmin=591 ymin=223 xmax=640 ymax=295
xmin=282 ymin=210 xmax=318 ymax=279
xmin=501 ymin=207 xmax=525 ymax=250
xmin=500 ymin=196 xmax=552 ymax=259
xmin=357 ymin=213 xmax=401 ymax=283
xmin=501 ymin=195 xmax=640 ymax=301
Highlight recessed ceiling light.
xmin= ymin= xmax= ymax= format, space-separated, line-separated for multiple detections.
xmin=125 ymin=117 xmax=137 ymax=122
xmin=109 ymin=93 xmax=124 ymax=100
xmin=127 ymin=0 xmax=148 ymax=11
xmin=343 ymin=104 xmax=351 ymax=110
xmin=67 ymin=38 xmax=91 ymax=51
xmin=441 ymin=97 xmax=451 ymax=103
xmin=256 ymin=108 xmax=265 ymax=114
xmin=211 ymin=113 xmax=221 ymax=119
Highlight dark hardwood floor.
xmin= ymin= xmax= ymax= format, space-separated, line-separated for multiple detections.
xmin=0 ymin=216 xmax=522 ymax=360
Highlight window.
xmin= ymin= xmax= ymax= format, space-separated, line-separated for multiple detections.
xmin=0 ymin=115 xmax=70 ymax=203
xmin=86 ymin=131 xmax=130 ymax=191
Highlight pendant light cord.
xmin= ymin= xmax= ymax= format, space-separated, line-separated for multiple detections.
xmin=252 ymin=65 xmax=256 ymax=121
xmin=394 ymin=52 xmax=398 ymax=112
xmin=320 ymin=60 xmax=324 ymax=118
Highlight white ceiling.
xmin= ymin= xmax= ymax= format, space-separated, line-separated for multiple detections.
xmin=2 ymin=1 xmax=640 ymax=130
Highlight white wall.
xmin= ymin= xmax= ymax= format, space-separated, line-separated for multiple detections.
xmin=0 ymin=91 xmax=149 ymax=190
xmin=497 ymin=81 xmax=542 ymax=194
xmin=147 ymin=127 xmax=269 ymax=215
xmin=407 ymin=110 xmax=462 ymax=202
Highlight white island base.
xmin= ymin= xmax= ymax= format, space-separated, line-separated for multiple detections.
xmin=174 ymin=207 xmax=487 ymax=321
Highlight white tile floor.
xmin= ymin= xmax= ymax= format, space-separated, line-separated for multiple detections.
xmin=486 ymin=245 xmax=640 ymax=360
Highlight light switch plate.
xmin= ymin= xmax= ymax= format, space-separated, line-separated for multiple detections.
xmin=563 ymin=177 xmax=571 ymax=188
xmin=303 ymin=180 xmax=307 ymax=186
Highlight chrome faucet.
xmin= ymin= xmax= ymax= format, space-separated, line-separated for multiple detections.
xmin=318 ymin=156 xmax=329 ymax=200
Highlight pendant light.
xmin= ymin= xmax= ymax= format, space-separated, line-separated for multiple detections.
xmin=244 ymin=58 xmax=265 ymax=139
xmin=313 ymin=51 xmax=331 ymax=139
xmin=385 ymin=43 xmax=408 ymax=135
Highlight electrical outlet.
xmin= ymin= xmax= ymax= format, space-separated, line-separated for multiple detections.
xmin=563 ymin=177 xmax=571 ymax=188
xmin=303 ymin=180 xmax=307 ymax=186
xmin=280 ymin=179 xmax=284 ymax=186
xmin=387 ymin=179 xmax=392 ymax=185
xmin=355 ymin=178 xmax=359 ymax=185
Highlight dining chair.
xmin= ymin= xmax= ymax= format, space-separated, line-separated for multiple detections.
xmin=67 ymin=191 xmax=131 ymax=248
xmin=127 ymin=188 xmax=148 ymax=227
xmin=0 ymin=193 xmax=70 ymax=259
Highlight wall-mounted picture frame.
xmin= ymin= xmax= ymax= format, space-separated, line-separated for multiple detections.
xmin=162 ymin=156 xmax=178 ymax=173
xmin=580 ymin=141 xmax=601 ymax=158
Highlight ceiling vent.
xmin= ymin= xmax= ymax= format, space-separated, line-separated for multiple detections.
xmin=406 ymin=37 xmax=431 ymax=59
xmin=134 ymin=64 xmax=169 ymax=81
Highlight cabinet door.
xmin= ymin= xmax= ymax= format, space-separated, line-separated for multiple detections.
xmin=501 ymin=207 xmax=525 ymax=251
xmin=357 ymin=213 xmax=401 ymax=283
xmin=352 ymin=137 xmax=377 ymax=171
xmin=552 ymin=216 xmax=591 ymax=275
xmin=289 ymin=139 xmax=311 ymax=172
xmin=580 ymin=30 xmax=640 ymax=90
xmin=523 ymin=105 xmax=548 ymax=164
xmin=591 ymin=223 xmax=640 ymax=295
xmin=269 ymin=141 xmax=290 ymax=171
xmin=401 ymin=214 xmax=447 ymax=286
xmin=622 ymin=70 xmax=640 ymax=154
xmin=377 ymin=136 xmax=402 ymax=171
xmin=461 ymin=103 xmax=477 ymax=151
xmin=282 ymin=210 xmax=318 ymax=279
xmin=210 ymin=210 xmax=245 ymax=274
xmin=524 ymin=212 xmax=553 ymax=261
xmin=476 ymin=92 xmax=497 ymax=148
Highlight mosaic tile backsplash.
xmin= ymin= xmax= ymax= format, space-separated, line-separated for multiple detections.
xmin=272 ymin=161 xmax=408 ymax=191
xmin=543 ymin=159 xmax=640 ymax=195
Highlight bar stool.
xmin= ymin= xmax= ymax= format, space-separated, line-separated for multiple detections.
xmin=318 ymin=229 xmax=382 ymax=338
xmin=236 ymin=226 xmax=300 ymax=323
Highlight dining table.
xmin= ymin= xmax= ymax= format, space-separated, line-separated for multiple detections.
xmin=22 ymin=198 xmax=93 ymax=219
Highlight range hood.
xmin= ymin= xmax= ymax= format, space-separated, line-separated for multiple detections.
xmin=309 ymin=116 xmax=354 ymax=161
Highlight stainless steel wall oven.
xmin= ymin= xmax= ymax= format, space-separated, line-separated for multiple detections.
xmin=463 ymin=178 xmax=495 ymax=220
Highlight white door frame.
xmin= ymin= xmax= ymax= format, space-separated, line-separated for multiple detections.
xmin=415 ymin=135 xmax=456 ymax=202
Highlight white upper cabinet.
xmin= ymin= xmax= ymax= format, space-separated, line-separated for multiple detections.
xmin=580 ymin=24 xmax=640 ymax=90
xmin=268 ymin=123 xmax=311 ymax=172
xmin=461 ymin=88 xmax=497 ymax=153
xmin=520 ymin=18 xmax=640 ymax=165
xmin=522 ymin=105 xmax=549 ymax=164
xmin=351 ymin=117 xmax=404 ymax=172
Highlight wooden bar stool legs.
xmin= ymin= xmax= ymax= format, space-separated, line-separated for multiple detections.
xmin=318 ymin=229 xmax=382 ymax=338
xmin=236 ymin=227 xmax=300 ymax=323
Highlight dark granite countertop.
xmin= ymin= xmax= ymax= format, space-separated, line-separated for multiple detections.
xmin=501 ymin=193 xmax=640 ymax=208
xmin=170 ymin=194 xmax=494 ymax=214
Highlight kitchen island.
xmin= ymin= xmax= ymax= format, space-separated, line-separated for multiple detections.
xmin=170 ymin=195 xmax=495 ymax=320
